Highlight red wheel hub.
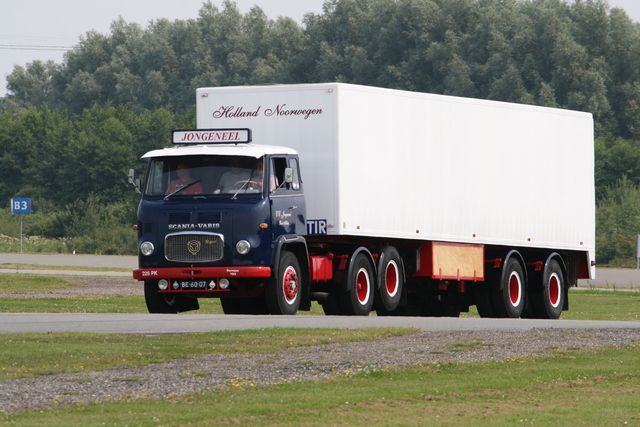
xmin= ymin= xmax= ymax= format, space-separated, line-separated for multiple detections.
xmin=356 ymin=269 xmax=370 ymax=304
xmin=282 ymin=266 xmax=298 ymax=303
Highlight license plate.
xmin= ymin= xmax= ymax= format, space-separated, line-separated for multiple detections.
xmin=181 ymin=280 xmax=208 ymax=290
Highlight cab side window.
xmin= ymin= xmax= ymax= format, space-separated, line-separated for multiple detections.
xmin=272 ymin=157 xmax=288 ymax=190
xmin=271 ymin=157 xmax=302 ymax=192
xmin=289 ymin=158 xmax=301 ymax=191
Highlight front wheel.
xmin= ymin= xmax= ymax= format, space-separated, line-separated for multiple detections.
xmin=144 ymin=280 xmax=178 ymax=313
xmin=266 ymin=251 xmax=301 ymax=315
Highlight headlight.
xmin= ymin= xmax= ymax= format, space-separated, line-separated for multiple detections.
xmin=236 ymin=240 xmax=251 ymax=255
xmin=140 ymin=241 xmax=155 ymax=256
xmin=158 ymin=279 xmax=169 ymax=290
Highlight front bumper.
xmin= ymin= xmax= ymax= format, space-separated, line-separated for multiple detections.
xmin=133 ymin=266 xmax=272 ymax=280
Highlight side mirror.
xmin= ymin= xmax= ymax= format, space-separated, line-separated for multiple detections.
xmin=128 ymin=169 xmax=141 ymax=194
xmin=284 ymin=167 xmax=294 ymax=183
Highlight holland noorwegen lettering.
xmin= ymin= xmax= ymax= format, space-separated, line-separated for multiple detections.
xmin=212 ymin=104 xmax=323 ymax=120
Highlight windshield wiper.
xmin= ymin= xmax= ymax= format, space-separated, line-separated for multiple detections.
xmin=163 ymin=180 xmax=202 ymax=201
xmin=232 ymin=167 xmax=258 ymax=200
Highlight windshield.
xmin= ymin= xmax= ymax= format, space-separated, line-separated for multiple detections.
xmin=145 ymin=155 xmax=265 ymax=197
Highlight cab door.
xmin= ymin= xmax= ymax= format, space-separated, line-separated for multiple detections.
xmin=269 ymin=156 xmax=305 ymax=239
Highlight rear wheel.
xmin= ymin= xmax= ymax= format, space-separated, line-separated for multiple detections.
xmin=492 ymin=257 xmax=526 ymax=318
xmin=531 ymin=260 xmax=565 ymax=319
xmin=376 ymin=247 xmax=403 ymax=311
xmin=266 ymin=251 xmax=301 ymax=315
xmin=423 ymin=295 xmax=462 ymax=317
xmin=319 ymin=291 xmax=342 ymax=315
xmin=339 ymin=252 xmax=374 ymax=316
xmin=474 ymin=286 xmax=496 ymax=318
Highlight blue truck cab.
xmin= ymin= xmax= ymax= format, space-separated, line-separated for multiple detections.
xmin=133 ymin=129 xmax=309 ymax=314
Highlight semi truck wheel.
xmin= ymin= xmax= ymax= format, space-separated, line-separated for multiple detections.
xmin=221 ymin=297 xmax=269 ymax=314
xmin=530 ymin=259 xmax=564 ymax=319
xmin=144 ymin=280 xmax=179 ymax=313
xmin=319 ymin=291 xmax=342 ymax=315
xmin=492 ymin=258 xmax=526 ymax=318
xmin=266 ymin=251 xmax=301 ymax=315
xmin=474 ymin=287 xmax=496 ymax=318
xmin=376 ymin=246 xmax=403 ymax=311
xmin=339 ymin=252 xmax=374 ymax=315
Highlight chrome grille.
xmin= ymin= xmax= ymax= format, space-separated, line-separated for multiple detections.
xmin=165 ymin=232 xmax=224 ymax=263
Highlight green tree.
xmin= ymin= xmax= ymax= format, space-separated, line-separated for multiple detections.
xmin=596 ymin=176 xmax=640 ymax=265
xmin=5 ymin=60 xmax=60 ymax=109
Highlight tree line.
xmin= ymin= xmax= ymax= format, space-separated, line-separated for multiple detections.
xmin=1 ymin=0 xmax=640 ymax=263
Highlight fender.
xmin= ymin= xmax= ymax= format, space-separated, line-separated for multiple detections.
xmin=497 ymin=249 xmax=528 ymax=291
xmin=345 ymin=246 xmax=376 ymax=292
xmin=542 ymin=252 xmax=567 ymax=283
xmin=273 ymin=234 xmax=311 ymax=310
xmin=525 ymin=252 xmax=567 ymax=292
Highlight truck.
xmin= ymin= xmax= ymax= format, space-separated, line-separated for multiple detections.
xmin=132 ymin=83 xmax=595 ymax=319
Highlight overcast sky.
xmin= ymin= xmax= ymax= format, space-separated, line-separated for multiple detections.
xmin=1 ymin=0 xmax=639 ymax=98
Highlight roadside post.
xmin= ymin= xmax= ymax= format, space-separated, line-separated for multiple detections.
xmin=10 ymin=198 xmax=32 ymax=253
xmin=636 ymin=234 xmax=640 ymax=269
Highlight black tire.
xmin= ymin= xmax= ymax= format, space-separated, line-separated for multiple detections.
xmin=531 ymin=259 xmax=565 ymax=319
xmin=491 ymin=257 xmax=526 ymax=318
xmin=319 ymin=292 xmax=342 ymax=315
xmin=423 ymin=296 xmax=462 ymax=317
xmin=376 ymin=247 xmax=403 ymax=311
xmin=338 ymin=252 xmax=374 ymax=316
xmin=474 ymin=287 xmax=496 ymax=318
xmin=144 ymin=280 xmax=178 ymax=313
xmin=266 ymin=251 xmax=301 ymax=315
xmin=220 ymin=297 xmax=243 ymax=314
xmin=221 ymin=297 xmax=269 ymax=314
xmin=377 ymin=303 xmax=423 ymax=316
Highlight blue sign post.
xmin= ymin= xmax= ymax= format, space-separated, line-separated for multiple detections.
xmin=11 ymin=198 xmax=31 ymax=214
xmin=11 ymin=198 xmax=32 ymax=253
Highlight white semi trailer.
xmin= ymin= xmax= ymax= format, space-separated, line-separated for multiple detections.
xmin=134 ymin=83 xmax=595 ymax=319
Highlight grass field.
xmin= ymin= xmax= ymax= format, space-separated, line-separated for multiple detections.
xmin=2 ymin=335 xmax=639 ymax=426
xmin=1 ymin=273 xmax=640 ymax=426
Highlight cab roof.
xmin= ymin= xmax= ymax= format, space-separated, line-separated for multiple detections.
xmin=141 ymin=143 xmax=298 ymax=159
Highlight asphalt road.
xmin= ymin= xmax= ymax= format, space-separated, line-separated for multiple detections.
xmin=1 ymin=312 xmax=639 ymax=334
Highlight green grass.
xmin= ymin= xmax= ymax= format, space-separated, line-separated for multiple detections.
xmin=0 ymin=273 xmax=78 ymax=293
xmin=0 ymin=296 xmax=150 ymax=313
xmin=0 ymin=327 xmax=416 ymax=380
xmin=2 ymin=342 xmax=639 ymax=426
xmin=562 ymin=289 xmax=640 ymax=321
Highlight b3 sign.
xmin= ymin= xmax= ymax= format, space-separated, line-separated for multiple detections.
xmin=11 ymin=198 xmax=31 ymax=214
